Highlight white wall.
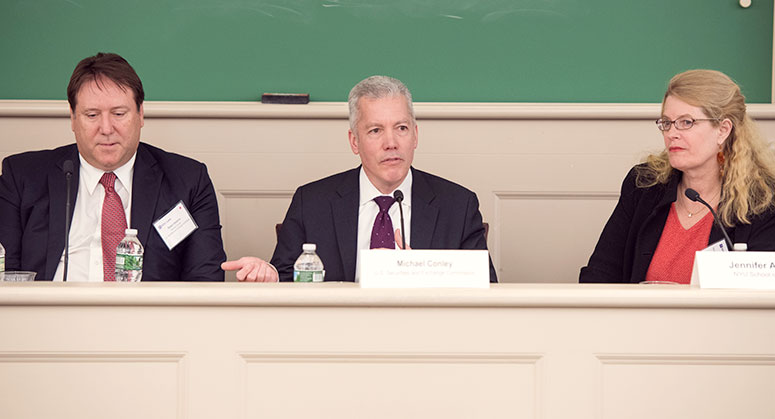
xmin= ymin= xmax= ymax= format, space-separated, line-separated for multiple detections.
xmin=2 ymin=100 xmax=774 ymax=282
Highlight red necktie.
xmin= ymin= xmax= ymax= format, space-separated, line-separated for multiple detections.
xmin=99 ymin=172 xmax=127 ymax=281
xmin=370 ymin=196 xmax=395 ymax=249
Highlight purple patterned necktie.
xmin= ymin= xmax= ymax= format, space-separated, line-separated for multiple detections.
xmin=370 ymin=196 xmax=395 ymax=249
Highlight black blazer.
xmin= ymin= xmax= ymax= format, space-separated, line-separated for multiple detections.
xmin=580 ymin=165 xmax=775 ymax=283
xmin=0 ymin=143 xmax=226 ymax=281
xmin=270 ymin=167 xmax=497 ymax=283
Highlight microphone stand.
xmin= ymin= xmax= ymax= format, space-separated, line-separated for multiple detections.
xmin=63 ymin=160 xmax=74 ymax=282
xmin=393 ymin=190 xmax=406 ymax=249
xmin=684 ymin=188 xmax=734 ymax=251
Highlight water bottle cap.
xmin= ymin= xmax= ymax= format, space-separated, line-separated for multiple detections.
xmin=302 ymin=243 xmax=316 ymax=251
xmin=125 ymin=228 xmax=138 ymax=235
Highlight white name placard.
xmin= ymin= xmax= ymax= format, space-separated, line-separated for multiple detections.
xmin=359 ymin=249 xmax=490 ymax=289
xmin=691 ymin=251 xmax=775 ymax=289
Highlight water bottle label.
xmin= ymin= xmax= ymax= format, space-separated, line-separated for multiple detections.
xmin=294 ymin=270 xmax=323 ymax=283
xmin=0 ymin=256 xmax=4 ymax=272
xmin=117 ymin=254 xmax=143 ymax=271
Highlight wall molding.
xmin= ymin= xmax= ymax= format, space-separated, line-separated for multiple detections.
xmin=597 ymin=353 xmax=775 ymax=365
xmin=239 ymin=351 xmax=542 ymax=364
xmin=219 ymin=190 xmax=295 ymax=199
xmin=0 ymin=351 xmax=187 ymax=418
xmin=493 ymin=191 xmax=620 ymax=201
xmin=0 ymin=351 xmax=186 ymax=362
xmin=4 ymin=100 xmax=775 ymax=120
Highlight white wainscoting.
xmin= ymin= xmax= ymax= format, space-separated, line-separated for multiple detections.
xmin=1 ymin=282 xmax=774 ymax=419
xmin=2 ymin=101 xmax=774 ymax=282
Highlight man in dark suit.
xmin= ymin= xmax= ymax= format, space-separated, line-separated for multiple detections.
xmin=0 ymin=52 xmax=226 ymax=281
xmin=225 ymin=75 xmax=496 ymax=282
xmin=270 ymin=166 xmax=497 ymax=283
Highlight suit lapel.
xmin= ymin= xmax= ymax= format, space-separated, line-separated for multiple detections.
xmin=130 ymin=144 xmax=163 ymax=246
xmin=409 ymin=168 xmax=438 ymax=249
xmin=331 ymin=169 xmax=360 ymax=282
xmin=46 ymin=146 xmax=80 ymax=279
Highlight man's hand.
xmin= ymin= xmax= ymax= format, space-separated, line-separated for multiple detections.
xmin=221 ymin=257 xmax=279 ymax=282
xmin=394 ymin=228 xmax=411 ymax=250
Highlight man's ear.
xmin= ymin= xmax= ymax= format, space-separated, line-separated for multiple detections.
xmin=348 ymin=129 xmax=359 ymax=155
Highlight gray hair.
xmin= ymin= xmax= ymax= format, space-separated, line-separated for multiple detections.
xmin=348 ymin=75 xmax=415 ymax=131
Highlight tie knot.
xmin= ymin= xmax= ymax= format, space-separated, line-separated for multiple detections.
xmin=374 ymin=196 xmax=395 ymax=212
xmin=99 ymin=172 xmax=117 ymax=190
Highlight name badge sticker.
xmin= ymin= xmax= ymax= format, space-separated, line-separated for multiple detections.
xmin=153 ymin=201 xmax=198 ymax=250
xmin=704 ymin=239 xmax=729 ymax=252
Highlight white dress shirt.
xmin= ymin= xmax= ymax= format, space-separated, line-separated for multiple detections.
xmin=53 ymin=154 xmax=135 ymax=282
xmin=355 ymin=168 xmax=412 ymax=282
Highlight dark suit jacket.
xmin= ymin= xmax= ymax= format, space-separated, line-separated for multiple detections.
xmin=0 ymin=142 xmax=226 ymax=281
xmin=270 ymin=167 xmax=497 ymax=283
xmin=579 ymin=165 xmax=775 ymax=283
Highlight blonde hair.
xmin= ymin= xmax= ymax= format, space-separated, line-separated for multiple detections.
xmin=636 ymin=69 xmax=775 ymax=226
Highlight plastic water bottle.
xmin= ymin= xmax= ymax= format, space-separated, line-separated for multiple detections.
xmin=293 ymin=243 xmax=324 ymax=282
xmin=115 ymin=228 xmax=143 ymax=282
xmin=0 ymin=240 xmax=5 ymax=281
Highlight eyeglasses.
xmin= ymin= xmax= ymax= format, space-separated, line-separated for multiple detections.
xmin=655 ymin=117 xmax=719 ymax=131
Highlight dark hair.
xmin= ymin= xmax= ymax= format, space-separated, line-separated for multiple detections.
xmin=67 ymin=52 xmax=144 ymax=111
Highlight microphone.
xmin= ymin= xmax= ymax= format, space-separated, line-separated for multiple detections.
xmin=393 ymin=190 xmax=406 ymax=250
xmin=63 ymin=160 xmax=74 ymax=282
xmin=684 ymin=188 xmax=734 ymax=251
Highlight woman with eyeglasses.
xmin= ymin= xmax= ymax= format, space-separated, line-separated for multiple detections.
xmin=580 ymin=69 xmax=775 ymax=284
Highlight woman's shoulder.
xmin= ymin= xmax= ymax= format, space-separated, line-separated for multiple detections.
xmin=617 ymin=164 xmax=676 ymax=205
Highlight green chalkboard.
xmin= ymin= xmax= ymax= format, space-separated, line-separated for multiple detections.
xmin=0 ymin=0 xmax=772 ymax=102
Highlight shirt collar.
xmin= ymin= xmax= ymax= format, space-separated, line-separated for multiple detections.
xmin=358 ymin=167 xmax=412 ymax=208
xmin=78 ymin=152 xmax=137 ymax=196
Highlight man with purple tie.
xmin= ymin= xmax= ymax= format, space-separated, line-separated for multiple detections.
xmin=234 ymin=75 xmax=496 ymax=283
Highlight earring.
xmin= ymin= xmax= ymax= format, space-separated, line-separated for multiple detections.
xmin=717 ymin=149 xmax=725 ymax=175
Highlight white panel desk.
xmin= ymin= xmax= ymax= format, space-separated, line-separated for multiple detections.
xmin=1 ymin=282 xmax=774 ymax=419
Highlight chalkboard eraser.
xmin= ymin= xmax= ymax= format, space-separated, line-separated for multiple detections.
xmin=261 ymin=93 xmax=310 ymax=104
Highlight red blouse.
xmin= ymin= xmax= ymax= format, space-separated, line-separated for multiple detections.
xmin=645 ymin=203 xmax=713 ymax=284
